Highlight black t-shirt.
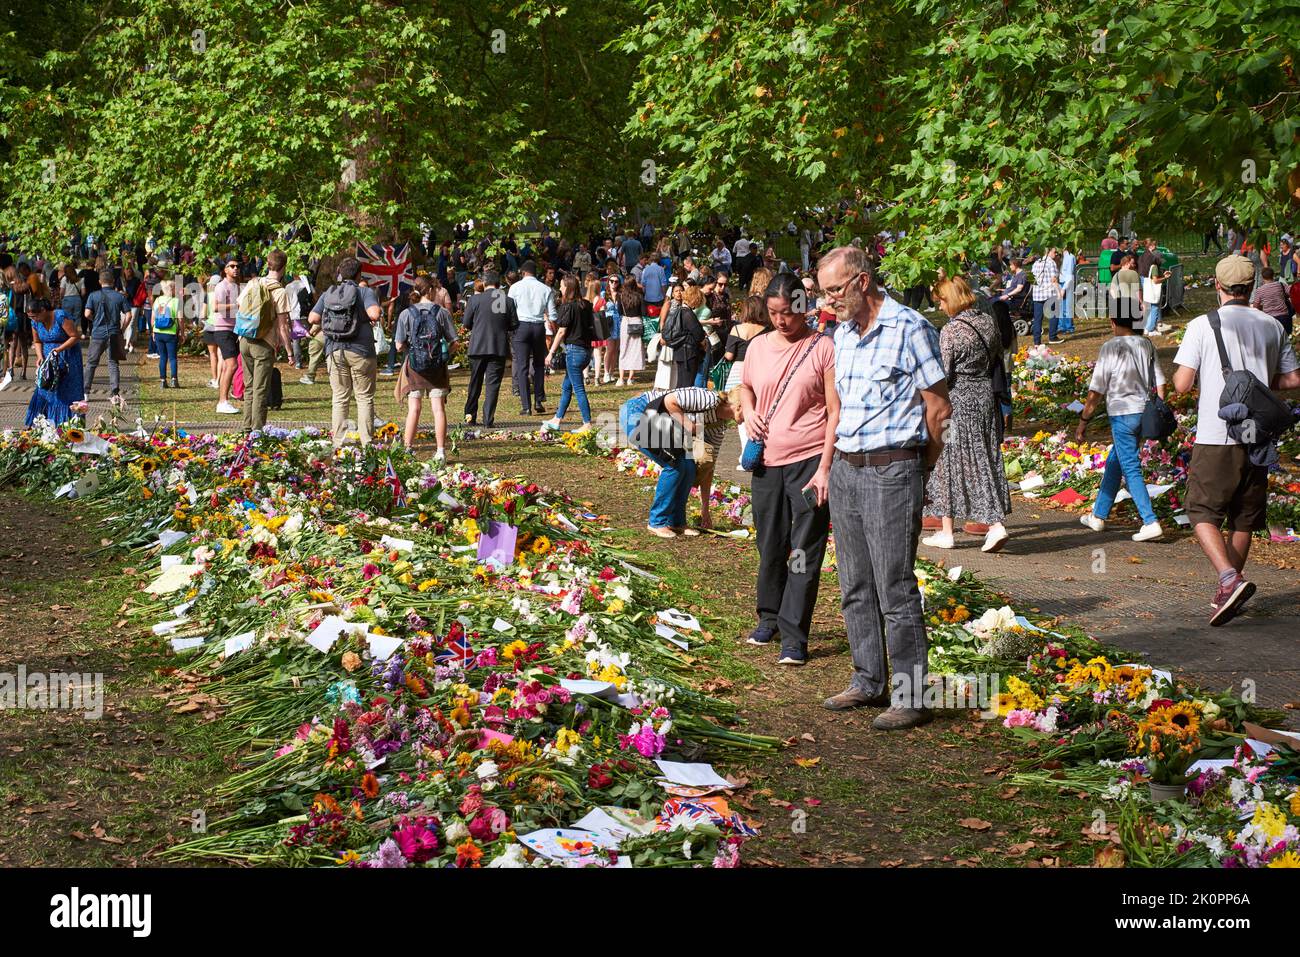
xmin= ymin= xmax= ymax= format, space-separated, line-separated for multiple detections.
xmin=79 ymin=268 xmax=101 ymax=297
xmin=556 ymin=299 xmax=595 ymax=346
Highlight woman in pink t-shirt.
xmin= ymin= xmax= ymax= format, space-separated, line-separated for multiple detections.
xmin=739 ymin=273 xmax=839 ymax=666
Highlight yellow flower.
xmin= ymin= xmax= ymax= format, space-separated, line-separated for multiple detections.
xmin=531 ymin=536 xmax=552 ymax=555
xmin=417 ymin=578 xmax=440 ymax=592
xmin=606 ymin=598 xmax=625 ymax=615
xmin=1290 ymin=791 xmax=1300 ymax=817
xmin=554 ymin=728 xmax=582 ymax=753
xmin=1251 ymin=803 xmax=1288 ymax=845
xmin=501 ymin=639 xmax=528 ymax=661
xmin=1267 ymin=850 xmax=1300 ymax=868
xmin=463 ymin=518 xmax=480 ymax=543
xmin=338 ymin=849 xmax=361 ymax=864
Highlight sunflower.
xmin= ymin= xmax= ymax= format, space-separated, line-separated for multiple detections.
xmin=64 ymin=427 xmax=85 ymax=444
xmin=531 ymin=535 xmax=552 ymax=555
xmin=1149 ymin=701 xmax=1202 ymax=740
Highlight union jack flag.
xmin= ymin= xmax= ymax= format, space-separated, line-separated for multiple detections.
xmin=434 ymin=632 xmax=475 ymax=669
xmin=385 ymin=456 xmax=407 ymax=509
xmin=225 ymin=441 xmax=250 ymax=478
xmin=356 ymin=241 xmax=414 ymax=301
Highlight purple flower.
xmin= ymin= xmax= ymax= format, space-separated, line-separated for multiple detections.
xmin=371 ymin=838 xmax=408 ymax=868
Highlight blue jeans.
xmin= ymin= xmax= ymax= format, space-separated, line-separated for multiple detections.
xmin=622 ymin=394 xmax=696 ymax=529
xmin=1059 ymin=280 xmax=1075 ymax=332
xmin=156 ymin=334 xmax=178 ymax=379
xmin=555 ymin=344 xmax=592 ymax=423
xmin=1092 ymin=413 xmax=1158 ymax=525
xmin=1031 ymin=299 xmax=1058 ymax=343
xmin=1144 ymin=301 xmax=1160 ymax=333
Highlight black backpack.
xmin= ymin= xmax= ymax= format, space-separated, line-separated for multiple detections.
xmin=660 ymin=303 xmax=695 ymax=351
xmin=1208 ymin=308 xmax=1296 ymax=443
xmin=320 ymin=281 xmax=362 ymax=341
xmin=407 ymin=303 xmax=447 ymax=375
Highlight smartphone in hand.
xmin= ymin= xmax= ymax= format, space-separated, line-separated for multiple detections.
xmin=801 ymin=486 xmax=820 ymax=511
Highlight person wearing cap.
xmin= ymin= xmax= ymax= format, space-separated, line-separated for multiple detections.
xmin=507 ymin=260 xmax=557 ymax=416
xmin=1172 ymin=254 xmax=1300 ymax=625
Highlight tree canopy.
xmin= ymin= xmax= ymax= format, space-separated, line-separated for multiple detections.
xmin=3 ymin=0 xmax=1298 ymax=280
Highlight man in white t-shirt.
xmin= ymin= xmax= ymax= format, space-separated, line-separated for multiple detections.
xmin=1172 ymin=254 xmax=1300 ymax=625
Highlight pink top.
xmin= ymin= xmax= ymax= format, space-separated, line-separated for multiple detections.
xmin=1100 ymin=238 xmax=1119 ymax=250
xmin=741 ymin=329 xmax=835 ymax=467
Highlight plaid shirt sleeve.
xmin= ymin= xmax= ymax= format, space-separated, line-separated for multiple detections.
xmin=909 ymin=319 xmax=946 ymax=390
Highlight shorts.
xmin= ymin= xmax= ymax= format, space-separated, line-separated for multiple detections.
xmin=407 ymin=388 xmax=450 ymax=400
xmin=202 ymin=329 xmax=217 ymax=346
xmin=212 ymin=329 xmax=240 ymax=360
xmin=1185 ymin=444 xmax=1269 ymax=532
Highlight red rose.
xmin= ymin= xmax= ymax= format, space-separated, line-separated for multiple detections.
xmin=1147 ymin=699 xmax=1175 ymax=713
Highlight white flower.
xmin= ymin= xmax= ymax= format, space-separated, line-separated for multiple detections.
xmin=682 ymin=837 xmax=693 ymax=859
xmin=443 ymin=820 xmax=468 ymax=844
xmin=486 ymin=844 xmax=528 ymax=868
xmin=476 ymin=760 xmax=499 ymax=781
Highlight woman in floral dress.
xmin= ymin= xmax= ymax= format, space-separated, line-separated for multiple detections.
xmin=921 ymin=276 xmax=1012 ymax=552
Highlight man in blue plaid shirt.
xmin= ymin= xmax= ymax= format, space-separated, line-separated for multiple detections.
xmin=816 ymin=245 xmax=951 ymax=730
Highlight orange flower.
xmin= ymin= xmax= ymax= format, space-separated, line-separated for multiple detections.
xmin=455 ymin=839 xmax=483 ymax=868
xmin=360 ymin=772 xmax=380 ymax=799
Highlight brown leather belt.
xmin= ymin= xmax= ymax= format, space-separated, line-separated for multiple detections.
xmin=835 ymin=448 xmax=921 ymax=467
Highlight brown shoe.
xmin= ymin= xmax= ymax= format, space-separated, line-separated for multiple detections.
xmin=822 ymin=688 xmax=891 ymax=711
xmin=962 ymin=522 xmax=990 ymax=535
xmin=922 ymin=515 xmax=943 ymax=530
xmin=871 ymin=707 xmax=933 ymax=731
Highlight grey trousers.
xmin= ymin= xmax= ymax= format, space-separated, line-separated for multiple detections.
xmin=829 ymin=455 xmax=930 ymax=708
xmin=84 ymin=335 xmax=121 ymax=395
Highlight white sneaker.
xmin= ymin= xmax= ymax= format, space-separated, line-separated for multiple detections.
xmin=1076 ymin=512 xmax=1107 ymax=535
xmin=1132 ymin=522 xmax=1164 ymax=542
xmin=602 ymin=375 xmax=615 ymax=384
xmin=298 ymin=376 xmax=315 ymax=385
xmin=372 ymin=417 xmax=384 ymax=429
xmin=146 ymin=352 xmax=159 ymax=359
xmin=981 ymin=524 xmax=1009 ymax=553
xmin=1080 ymin=512 xmax=1106 ymax=532
xmin=921 ymin=531 xmax=955 ymax=549
xmin=0 ymin=371 xmax=11 ymax=392
xmin=207 ymin=378 xmax=219 ymax=389
xmin=433 ymin=450 xmax=446 ymax=465
xmin=216 ymin=401 xmax=240 ymax=414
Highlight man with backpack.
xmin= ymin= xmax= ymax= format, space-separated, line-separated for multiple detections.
xmin=1173 ymin=255 xmax=1300 ymax=625
xmin=461 ymin=270 xmax=517 ymax=427
xmin=308 ymin=256 xmax=382 ymax=447
xmin=236 ymin=250 xmax=291 ymax=433
xmin=82 ymin=269 xmax=132 ymax=407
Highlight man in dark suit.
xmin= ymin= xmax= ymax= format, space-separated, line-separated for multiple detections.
xmin=462 ymin=270 xmax=517 ymax=426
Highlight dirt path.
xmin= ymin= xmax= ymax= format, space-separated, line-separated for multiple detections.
xmin=0 ymin=492 xmax=224 ymax=866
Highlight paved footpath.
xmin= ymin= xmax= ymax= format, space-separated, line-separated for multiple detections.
xmin=712 ymin=431 xmax=1299 ymax=720
xmin=0 ymin=347 xmax=143 ymax=431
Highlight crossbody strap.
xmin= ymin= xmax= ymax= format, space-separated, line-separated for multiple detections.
xmin=946 ymin=316 xmax=995 ymax=386
xmin=1207 ymin=308 xmax=1234 ymax=375
xmin=762 ymin=332 xmax=823 ymax=428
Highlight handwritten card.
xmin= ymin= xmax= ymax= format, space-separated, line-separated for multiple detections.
xmin=476 ymin=521 xmax=518 ymax=568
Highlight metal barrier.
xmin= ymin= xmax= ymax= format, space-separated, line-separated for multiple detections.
xmin=1066 ymin=262 xmax=1187 ymax=320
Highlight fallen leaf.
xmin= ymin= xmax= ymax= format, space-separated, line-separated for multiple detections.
xmin=958 ymin=818 xmax=992 ymax=831
xmin=1094 ymin=845 xmax=1126 ymax=867
xmin=880 ymin=859 xmax=903 ymax=867
xmin=793 ymin=757 xmax=820 ymax=768
xmin=800 ymin=732 xmax=816 ymax=743
xmin=1004 ymin=840 xmax=1036 ymax=857
xmin=998 ymin=787 xmax=1020 ymax=799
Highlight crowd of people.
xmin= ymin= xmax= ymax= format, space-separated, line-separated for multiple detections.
xmin=3 ymin=216 xmax=1298 ymax=721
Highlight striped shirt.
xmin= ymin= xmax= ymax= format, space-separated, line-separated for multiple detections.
xmin=641 ymin=387 xmax=729 ymax=453
xmin=1031 ymin=257 xmax=1059 ymax=301
xmin=1251 ymin=280 xmax=1292 ymax=318
xmin=832 ymin=294 xmax=945 ymax=453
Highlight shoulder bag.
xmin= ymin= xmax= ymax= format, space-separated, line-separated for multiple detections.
xmin=740 ymin=333 xmax=824 ymax=472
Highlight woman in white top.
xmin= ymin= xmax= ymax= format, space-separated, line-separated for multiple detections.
xmin=1074 ymin=308 xmax=1167 ymax=542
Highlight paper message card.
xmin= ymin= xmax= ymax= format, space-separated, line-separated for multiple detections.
xmin=476 ymin=521 xmax=518 ymax=568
